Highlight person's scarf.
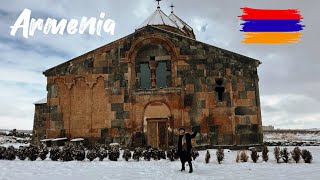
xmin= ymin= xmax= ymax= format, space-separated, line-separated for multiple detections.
xmin=182 ymin=134 xmax=187 ymax=151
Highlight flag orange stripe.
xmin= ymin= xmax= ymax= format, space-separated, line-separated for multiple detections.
xmin=243 ymin=32 xmax=302 ymax=44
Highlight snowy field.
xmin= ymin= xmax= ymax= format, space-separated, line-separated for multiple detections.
xmin=264 ymin=132 xmax=320 ymax=142
xmin=0 ymin=146 xmax=320 ymax=180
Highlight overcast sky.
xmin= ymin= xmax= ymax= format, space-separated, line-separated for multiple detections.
xmin=0 ymin=0 xmax=319 ymax=130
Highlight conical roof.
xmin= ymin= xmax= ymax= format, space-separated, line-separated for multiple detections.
xmin=169 ymin=13 xmax=193 ymax=31
xmin=136 ymin=7 xmax=179 ymax=30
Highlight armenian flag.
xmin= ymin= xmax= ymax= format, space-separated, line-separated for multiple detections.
xmin=239 ymin=7 xmax=305 ymax=44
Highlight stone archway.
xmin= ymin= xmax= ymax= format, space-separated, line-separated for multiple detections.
xmin=126 ymin=35 xmax=179 ymax=89
xmin=143 ymin=102 xmax=171 ymax=149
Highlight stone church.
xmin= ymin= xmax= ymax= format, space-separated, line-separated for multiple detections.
xmin=33 ymin=4 xmax=263 ymax=148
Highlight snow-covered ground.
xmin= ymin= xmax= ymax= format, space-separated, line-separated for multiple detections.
xmin=264 ymin=132 xmax=320 ymax=142
xmin=0 ymin=135 xmax=31 ymax=145
xmin=0 ymin=146 xmax=320 ymax=180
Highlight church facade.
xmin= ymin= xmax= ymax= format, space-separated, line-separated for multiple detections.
xmin=32 ymin=6 xmax=263 ymax=148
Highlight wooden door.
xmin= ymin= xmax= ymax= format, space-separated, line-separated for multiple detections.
xmin=147 ymin=122 xmax=158 ymax=148
xmin=147 ymin=119 xmax=168 ymax=149
xmin=158 ymin=122 xmax=167 ymax=149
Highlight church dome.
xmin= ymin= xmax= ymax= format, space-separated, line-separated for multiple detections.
xmin=168 ymin=12 xmax=195 ymax=39
xmin=136 ymin=7 xmax=179 ymax=30
xmin=136 ymin=4 xmax=196 ymax=39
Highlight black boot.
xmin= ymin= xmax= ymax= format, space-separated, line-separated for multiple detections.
xmin=188 ymin=162 xmax=193 ymax=173
xmin=181 ymin=162 xmax=185 ymax=171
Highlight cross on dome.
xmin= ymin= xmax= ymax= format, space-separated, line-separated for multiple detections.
xmin=136 ymin=0 xmax=195 ymax=39
xmin=170 ymin=3 xmax=175 ymax=13
xmin=156 ymin=0 xmax=162 ymax=9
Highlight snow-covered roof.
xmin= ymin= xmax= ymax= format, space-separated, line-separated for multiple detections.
xmin=52 ymin=137 xmax=68 ymax=142
xmin=136 ymin=8 xmax=179 ymax=30
xmin=70 ymin=138 xmax=85 ymax=142
xmin=33 ymin=98 xmax=47 ymax=105
xmin=40 ymin=138 xmax=53 ymax=142
xmin=109 ymin=142 xmax=119 ymax=147
xmin=169 ymin=13 xmax=193 ymax=31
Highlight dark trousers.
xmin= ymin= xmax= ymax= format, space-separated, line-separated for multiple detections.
xmin=179 ymin=151 xmax=193 ymax=172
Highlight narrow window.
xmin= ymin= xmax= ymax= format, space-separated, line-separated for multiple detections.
xmin=137 ymin=63 xmax=151 ymax=89
xmin=156 ymin=61 xmax=171 ymax=88
xmin=215 ymin=79 xmax=225 ymax=101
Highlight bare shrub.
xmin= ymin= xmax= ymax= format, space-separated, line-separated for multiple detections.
xmin=236 ymin=152 xmax=240 ymax=163
xmin=240 ymin=150 xmax=248 ymax=162
xmin=301 ymin=149 xmax=313 ymax=163
xmin=216 ymin=148 xmax=224 ymax=164
xmin=250 ymin=147 xmax=260 ymax=163
xmin=280 ymin=147 xmax=290 ymax=163
xmin=291 ymin=147 xmax=301 ymax=163
xmin=262 ymin=145 xmax=269 ymax=162
xmin=274 ymin=146 xmax=280 ymax=163
xmin=205 ymin=150 xmax=210 ymax=164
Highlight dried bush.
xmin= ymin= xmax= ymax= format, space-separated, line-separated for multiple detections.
xmin=97 ymin=147 xmax=108 ymax=161
xmin=280 ymin=147 xmax=290 ymax=163
xmin=291 ymin=147 xmax=301 ymax=163
xmin=192 ymin=148 xmax=199 ymax=160
xmin=262 ymin=145 xmax=269 ymax=162
xmin=60 ymin=143 xmax=74 ymax=161
xmin=166 ymin=146 xmax=178 ymax=161
xmin=27 ymin=145 xmax=38 ymax=161
xmin=158 ymin=149 xmax=166 ymax=159
xmin=216 ymin=148 xmax=224 ymax=164
xmin=86 ymin=149 xmax=97 ymax=161
xmin=49 ymin=147 xmax=61 ymax=161
xmin=133 ymin=147 xmax=143 ymax=161
xmin=274 ymin=146 xmax=280 ymax=163
xmin=151 ymin=148 xmax=160 ymax=160
xmin=17 ymin=146 xmax=27 ymax=160
xmin=143 ymin=148 xmax=151 ymax=161
xmin=301 ymin=149 xmax=312 ymax=163
xmin=236 ymin=152 xmax=240 ymax=163
xmin=73 ymin=145 xmax=85 ymax=161
xmin=108 ymin=146 xmax=120 ymax=161
xmin=0 ymin=146 xmax=6 ymax=159
xmin=122 ymin=149 xmax=132 ymax=161
xmin=205 ymin=150 xmax=210 ymax=163
xmin=4 ymin=146 xmax=16 ymax=160
xmin=39 ymin=144 xmax=49 ymax=160
xmin=250 ymin=147 xmax=260 ymax=163
xmin=240 ymin=150 xmax=248 ymax=162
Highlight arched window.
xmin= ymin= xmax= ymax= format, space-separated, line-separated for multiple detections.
xmin=135 ymin=44 xmax=172 ymax=89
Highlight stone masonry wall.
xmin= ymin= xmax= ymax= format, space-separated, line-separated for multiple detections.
xmin=32 ymin=104 xmax=48 ymax=144
xmin=39 ymin=26 xmax=263 ymax=147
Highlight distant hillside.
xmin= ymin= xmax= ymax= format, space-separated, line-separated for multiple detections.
xmin=0 ymin=129 xmax=32 ymax=134
xmin=264 ymin=129 xmax=320 ymax=142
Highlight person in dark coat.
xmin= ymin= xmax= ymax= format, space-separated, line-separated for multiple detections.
xmin=177 ymin=127 xmax=198 ymax=173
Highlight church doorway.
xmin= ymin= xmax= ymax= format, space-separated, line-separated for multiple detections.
xmin=143 ymin=102 xmax=171 ymax=149
xmin=147 ymin=118 xmax=167 ymax=149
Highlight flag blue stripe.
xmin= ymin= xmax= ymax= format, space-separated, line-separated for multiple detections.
xmin=240 ymin=20 xmax=304 ymax=32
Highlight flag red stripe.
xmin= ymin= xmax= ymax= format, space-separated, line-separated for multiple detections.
xmin=239 ymin=7 xmax=303 ymax=20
